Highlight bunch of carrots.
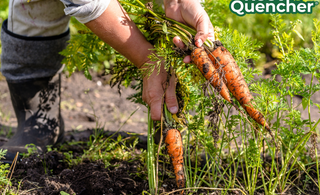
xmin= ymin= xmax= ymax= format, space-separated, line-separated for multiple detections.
xmin=192 ymin=42 xmax=271 ymax=132
xmin=167 ymin=38 xmax=274 ymax=193
xmin=121 ymin=0 xmax=273 ymax=192
xmin=164 ymin=42 xmax=272 ymax=193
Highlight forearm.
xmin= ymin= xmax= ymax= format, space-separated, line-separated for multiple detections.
xmin=84 ymin=0 xmax=153 ymax=68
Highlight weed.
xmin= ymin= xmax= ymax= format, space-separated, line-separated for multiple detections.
xmin=0 ymin=149 xmax=19 ymax=195
xmin=60 ymin=191 xmax=75 ymax=195
xmin=0 ymin=149 xmax=10 ymax=189
xmin=22 ymin=144 xmax=38 ymax=158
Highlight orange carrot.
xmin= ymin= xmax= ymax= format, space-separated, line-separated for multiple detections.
xmin=165 ymin=129 xmax=185 ymax=191
xmin=208 ymin=41 xmax=270 ymax=131
xmin=191 ymin=47 xmax=233 ymax=103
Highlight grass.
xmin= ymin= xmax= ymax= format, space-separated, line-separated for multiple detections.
xmin=0 ymin=99 xmax=13 ymax=139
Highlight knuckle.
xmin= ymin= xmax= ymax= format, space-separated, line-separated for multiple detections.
xmin=148 ymin=90 xmax=161 ymax=101
xmin=165 ymin=95 xmax=177 ymax=104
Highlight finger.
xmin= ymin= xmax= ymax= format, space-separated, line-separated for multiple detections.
xmin=207 ymin=32 xmax=215 ymax=42
xmin=164 ymin=1 xmax=186 ymax=24
xmin=165 ymin=74 xmax=179 ymax=114
xmin=183 ymin=56 xmax=191 ymax=63
xmin=194 ymin=14 xmax=211 ymax=47
xmin=142 ymin=71 xmax=165 ymax=121
xmin=148 ymin=89 xmax=164 ymax=121
xmin=173 ymin=36 xmax=186 ymax=49
xmin=207 ymin=24 xmax=215 ymax=42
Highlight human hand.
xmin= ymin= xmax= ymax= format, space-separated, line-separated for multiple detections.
xmin=142 ymin=62 xmax=178 ymax=121
xmin=85 ymin=0 xmax=179 ymax=121
xmin=164 ymin=0 xmax=215 ymax=63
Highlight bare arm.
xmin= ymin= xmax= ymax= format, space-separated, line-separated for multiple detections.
xmin=85 ymin=0 xmax=152 ymax=68
xmin=84 ymin=0 xmax=178 ymax=120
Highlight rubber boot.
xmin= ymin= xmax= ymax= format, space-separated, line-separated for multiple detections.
xmin=1 ymin=74 xmax=65 ymax=163
xmin=0 ymin=19 xmax=69 ymax=164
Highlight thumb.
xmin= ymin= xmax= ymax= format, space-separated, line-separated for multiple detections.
xmin=194 ymin=14 xmax=210 ymax=47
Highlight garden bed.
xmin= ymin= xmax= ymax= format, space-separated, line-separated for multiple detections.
xmin=1 ymin=70 xmax=320 ymax=195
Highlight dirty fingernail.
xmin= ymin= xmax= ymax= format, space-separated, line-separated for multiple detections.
xmin=196 ymin=39 xmax=203 ymax=47
xmin=174 ymin=37 xmax=184 ymax=48
xmin=169 ymin=106 xmax=178 ymax=113
xmin=208 ymin=37 xmax=215 ymax=42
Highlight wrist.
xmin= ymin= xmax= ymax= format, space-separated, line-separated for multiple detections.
xmin=133 ymin=44 xmax=155 ymax=69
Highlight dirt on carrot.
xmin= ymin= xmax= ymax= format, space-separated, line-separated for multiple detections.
xmin=191 ymin=47 xmax=232 ymax=103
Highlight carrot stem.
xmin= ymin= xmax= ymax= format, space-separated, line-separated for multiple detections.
xmin=147 ymin=107 xmax=156 ymax=194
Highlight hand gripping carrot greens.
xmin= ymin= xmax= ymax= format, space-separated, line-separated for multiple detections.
xmin=123 ymin=0 xmax=271 ymax=131
xmin=142 ymin=14 xmax=271 ymax=133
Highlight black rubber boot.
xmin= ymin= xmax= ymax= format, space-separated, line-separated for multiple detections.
xmin=1 ymin=74 xmax=65 ymax=164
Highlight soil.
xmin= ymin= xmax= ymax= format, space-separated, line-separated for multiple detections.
xmin=0 ymin=71 xmax=148 ymax=136
xmin=11 ymin=151 xmax=149 ymax=195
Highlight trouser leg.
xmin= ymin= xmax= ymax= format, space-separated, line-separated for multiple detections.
xmin=1 ymin=0 xmax=70 ymax=163
xmin=7 ymin=0 xmax=69 ymax=36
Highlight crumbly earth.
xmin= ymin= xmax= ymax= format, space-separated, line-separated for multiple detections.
xmin=11 ymin=151 xmax=149 ymax=195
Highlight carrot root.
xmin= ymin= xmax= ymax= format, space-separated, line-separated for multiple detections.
xmin=208 ymin=41 xmax=271 ymax=132
xmin=191 ymin=47 xmax=232 ymax=103
xmin=165 ymin=129 xmax=185 ymax=191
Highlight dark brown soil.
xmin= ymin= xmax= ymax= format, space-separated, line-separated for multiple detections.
xmin=12 ymin=151 xmax=148 ymax=195
xmin=5 ymin=130 xmax=180 ymax=195
xmin=8 ymin=145 xmax=319 ymax=195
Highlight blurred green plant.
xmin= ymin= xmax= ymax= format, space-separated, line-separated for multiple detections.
xmin=206 ymin=0 xmax=320 ymax=68
xmin=0 ymin=149 xmax=10 ymax=189
xmin=0 ymin=0 xmax=9 ymax=71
